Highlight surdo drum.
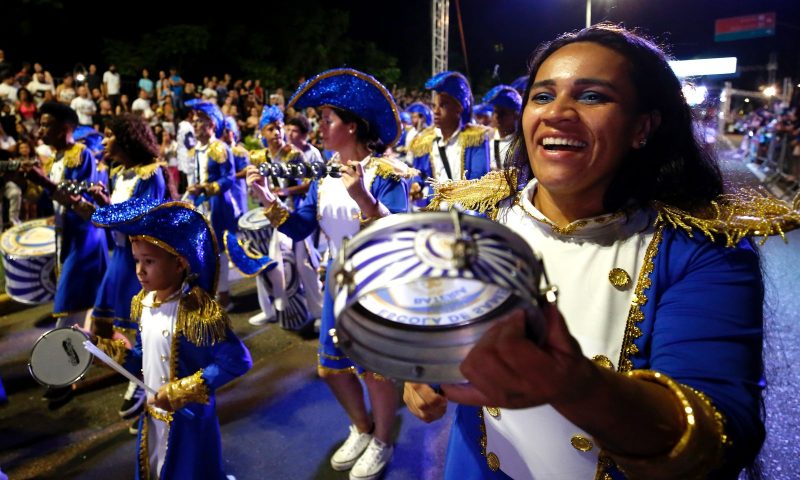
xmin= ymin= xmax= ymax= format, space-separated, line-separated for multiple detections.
xmin=0 ymin=217 xmax=57 ymax=304
xmin=331 ymin=211 xmax=550 ymax=383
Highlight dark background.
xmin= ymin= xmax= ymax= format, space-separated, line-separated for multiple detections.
xmin=1 ymin=0 xmax=799 ymax=94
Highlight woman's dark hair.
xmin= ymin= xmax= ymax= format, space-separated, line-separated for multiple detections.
xmin=507 ymin=23 xmax=723 ymax=211
xmin=17 ymin=88 xmax=32 ymax=102
xmin=330 ymin=106 xmax=387 ymax=155
xmin=108 ymin=113 xmax=160 ymax=164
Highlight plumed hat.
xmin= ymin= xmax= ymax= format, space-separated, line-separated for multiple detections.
xmin=92 ymin=199 xmax=219 ymax=294
xmin=424 ymin=71 xmax=473 ymax=125
xmin=258 ymin=105 xmax=284 ymax=131
xmin=482 ymin=85 xmax=522 ymax=113
xmin=405 ymin=102 xmax=432 ymax=126
xmin=288 ymin=68 xmax=401 ymax=146
xmin=186 ymin=99 xmax=224 ymax=138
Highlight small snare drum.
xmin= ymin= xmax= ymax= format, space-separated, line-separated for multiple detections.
xmin=237 ymin=207 xmax=273 ymax=256
xmin=0 ymin=217 xmax=57 ymax=304
xmin=28 ymin=328 xmax=92 ymax=388
xmin=331 ymin=210 xmax=548 ymax=383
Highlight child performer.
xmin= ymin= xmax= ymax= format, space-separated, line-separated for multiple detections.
xmin=90 ymin=198 xmax=252 ymax=480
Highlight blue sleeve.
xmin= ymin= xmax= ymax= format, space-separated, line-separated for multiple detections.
xmin=465 ymin=142 xmax=490 ymax=180
xmin=371 ymin=175 xmax=409 ymax=214
xmin=278 ymin=179 xmax=320 ymax=241
xmin=643 ymin=233 xmax=764 ymax=471
xmin=122 ymin=332 xmax=144 ymax=377
xmin=412 ymin=153 xmax=431 ymax=185
xmin=234 ymin=153 xmax=249 ymax=174
xmin=200 ymin=328 xmax=253 ymax=391
xmin=210 ymin=147 xmax=235 ymax=194
xmin=134 ymin=167 xmax=167 ymax=201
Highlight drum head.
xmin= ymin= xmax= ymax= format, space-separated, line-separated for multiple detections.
xmin=238 ymin=208 xmax=271 ymax=231
xmin=1 ymin=217 xmax=57 ymax=304
xmin=29 ymin=328 xmax=92 ymax=388
xmin=0 ymin=217 xmax=56 ymax=257
xmin=332 ymin=212 xmax=546 ymax=383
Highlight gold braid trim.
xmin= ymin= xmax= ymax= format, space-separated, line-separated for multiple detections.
xmin=654 ymin=189 xmax=800 ymax=248
xmin=459 ymin=124 xmax=491 ymax=149
xmin=282 ymin=144 xmax=302 ymax=162
xmin=208 ymin=140 xmax=228 ymax=163
xmin=232 ymin=144 xmax=249 ymax=158
xmin=134 ymin=162 xmax=161 ymax=180
xmin=63 ymin=143 xmax=86 ymax=168
xmin=138 ymin=415 xmax=149 ymax=479
xmin=425 ymin=169 xmax=515 ymax=219
xmin=604 ymin=370 xmax=728 ymax=480
xmin=263 ymin=202 xmax=290 ymax=228
xmin=249 ymin=148 xmax=268 ymax=165
xmin=369 ymin=156 xmax=420 ymax=181
xmin=162 ymin=369 xmax=210 ymax=410
xmin=177 ymin=286 xmax=231 ymax=346
xmin=95 ymin=337 xmax=129 ymax=365
xmin=146 ymin=404 xmax=174 ymax=423
xmin=129 ymin=289 xmax=146 ymax=325
xmin=205 ymin=181 xmax=221 ymax=196
xmin=110 ymin=164 xmax=124 ymax=179
xmin=130 ymin=235 xmax=180 ymax=257
xmin=408 ymin=126 xmax=437 ymax=158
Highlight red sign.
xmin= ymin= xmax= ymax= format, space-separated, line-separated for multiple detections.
xmin=715 ymin=12 xmax=776 ymax=35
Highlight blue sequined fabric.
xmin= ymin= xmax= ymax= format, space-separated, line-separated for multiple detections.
xmin=91 ymin=198 xmax=219 ymax=294
xmin=259 ymin=105 xmax=284 ymax=131
xmin=224 ymin=230 xmax=277 ymax=277
xmin=424 ymin=71 xmax=474 ymax=124
xmin=288 ymin=68 xmax=401 ymax=146
xmin=405 ymin=102 xmax=433 ymax=126
xmin=482 ymin=85 xmax=522 ymax=112
xmin=186 ymin=99 xmax=224 ymax=137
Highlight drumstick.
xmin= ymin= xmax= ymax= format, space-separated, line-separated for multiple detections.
xmin=82 ymin=340 xmax=157 ymax=395
xmin=83 ymin=341 xmax=195 ymax=419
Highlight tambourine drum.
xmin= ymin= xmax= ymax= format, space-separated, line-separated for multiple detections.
xmin=29 ymin=328 xmax=92 ymax=388
xmin=331 ymin=211 xmax=547 ymax=383
xmin=0 ymin=217 xmax=57 ymax=304
xmin=237 ymin=208 xmax=273 ymax=256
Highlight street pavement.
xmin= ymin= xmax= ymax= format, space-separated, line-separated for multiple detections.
xmin=0 ymin=139 xmax=797 ymax=479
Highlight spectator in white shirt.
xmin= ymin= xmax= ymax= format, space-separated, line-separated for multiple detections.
xmin=70 ymin=86 xmax=97 ymax=126
xmin=102 ymin=64 xmax=121 ymax=109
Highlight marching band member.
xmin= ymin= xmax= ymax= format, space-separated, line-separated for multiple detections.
xmin=245 ymin=68 xmax=413 ymax=480
xmin=482 ymin=85 xmax=522 ymax=171
xmin=221 ymin=115 xmax=250 ymax=216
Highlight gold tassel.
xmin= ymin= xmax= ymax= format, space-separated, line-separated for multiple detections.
xmin=655 ymin=188 xmax=800 ymax=247
xmin=63 ymin=143 xmax=86 ymax=168
xmin=425 ymin=170 xmax=515 ymax=218
xmin=370 ymin=156 xmax=420 ymax=181
xmin=162 ymin=369 xmax=209 ymax=409
xmin=208 ymin=140 xmax=228 ymax=164
xmin=249 ymin=148 xmax=267 ymax=165
xmin=263 ymin=202 xmax=290 ymax=228
xmin=129 ymin=289 xmax=146 ymax=324
xmin=408 ymin=127 xmax=437 ymax=158
xmin=281 ymin=145 xmax=302 ymax=162
xmin=177 ymin=286 xmax=231 ymax=346
xmin=232 ymin=145 xmax=250 ymax=158
xmin=458 ymin=124 xmax=491 ymax=149
xmin=134 ymin=162 xmax=162 ymax=180
xmin=96 ymin=337 xmax=129 ymax=365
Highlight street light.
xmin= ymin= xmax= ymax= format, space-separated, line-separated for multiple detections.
xmin=586 ymin=0 xmax=591 ymax=28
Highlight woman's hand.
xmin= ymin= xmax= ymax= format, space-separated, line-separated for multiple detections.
xmin=88 ymin=183 xmax=109 ymax=206
xmin=71 ymin=199 xmax=96 ymax=221
xmin=186 ymin=184 xmax=203 ymax=196
xmin=443 ymin=303 xmax=595 ymax=410
xmin=339 ymin=160 xmax=370 ymax=204
xmin=151 ymin=385 xmax=174 ymax=412
xmin=403 ymin=382 xmax=448 ymax=423
xmin=245 ymin=165 xmax=276 ymax=205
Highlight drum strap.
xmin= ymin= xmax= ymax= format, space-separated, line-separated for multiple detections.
xmin=494 ymin=139 xmax=501 ymax=170
xmin=436 ymin=138 xmax=454 ymax=180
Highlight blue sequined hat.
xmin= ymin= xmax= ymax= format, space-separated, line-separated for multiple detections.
xmin=405 ymin=102 xmax=432 ymax=126
xmin=74 ymin=126 xmax=104 ymax=157
xmin=186 ymin=99 xmax=224 ymax=138
xmin=399 ymin=111 xmax=411 ymax=125
xmin=473 ymin=103 xmax=494 ymax=118
xmin=258 ymin=105 xmax=284 ymax=131
xmin=511 ymin=75 xmax=528 ymax=94
xmin=92 ymin=198 xmax=220 ymax=294
xmin=288 ymin=68 xmax=401 ymax=146
xmin=223 ymin=116 xmax=240 ymax=142
xmin=424 ymin=71 xmax=473 ymax=125
xmin=483 ymin=85 xmax=522 ymax=113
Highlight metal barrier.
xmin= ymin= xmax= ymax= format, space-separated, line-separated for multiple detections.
xmin=742 ymin=123 xmax=799 ymax=201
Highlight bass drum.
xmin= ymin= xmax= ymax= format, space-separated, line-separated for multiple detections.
xmin=0 ymin=217 xmax=57 ymax=304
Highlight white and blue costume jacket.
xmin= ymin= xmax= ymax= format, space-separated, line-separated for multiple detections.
xmin=230 ymin=143 xmax=250 ymax=215
xmin=92 ymin=162 xmax=168 ymax=332
xmin=49 ymin=143 xmax=108 ymax=316
xmin=190 ymin=139 xmax=240 ymax=241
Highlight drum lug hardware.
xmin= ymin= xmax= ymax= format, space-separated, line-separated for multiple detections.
xmin=450 ymin=209 xmax=477 ymax=269
xmin=541 ymin=285 xmax=559 ymax=304
xmin=412 ymin=365 xmax=425 ymax=378
xmin=335 ymin=238 xmax=355 ymax=294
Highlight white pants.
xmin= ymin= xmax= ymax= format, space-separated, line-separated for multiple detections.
xmin=0 ymin=181 xmax=21 ymax=230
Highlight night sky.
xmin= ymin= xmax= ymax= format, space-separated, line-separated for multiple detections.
xmin=3 ymin=0 xmax=799 ymax=92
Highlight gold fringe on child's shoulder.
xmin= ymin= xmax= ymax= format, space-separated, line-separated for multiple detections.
xmin=370 ymin=156 xmax=420 ymax=181
xmin=177 ymin=286 xmax=231 ymax=346
xmin=655 ymin=189 xmax=800 ymax=247
xmin=458 ymin=124 xmax=491 ymax=149
xmin=425 ymin=169 xmax=516 ymax=219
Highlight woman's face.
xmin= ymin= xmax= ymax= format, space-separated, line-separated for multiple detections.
xmin=522 ymin=42 xmax=648 ymax=202
xmin=319 ymin=107 xmax=352 ymax=153
xmin=102 ymin=127 xmax=118 ymax=160
xmin=18 ymin=143 xmax=31 ymax=157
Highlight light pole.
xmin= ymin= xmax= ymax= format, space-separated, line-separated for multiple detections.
xmin=585 ymin=0 xmax=591 ymax=28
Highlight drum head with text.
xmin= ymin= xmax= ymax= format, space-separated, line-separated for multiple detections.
xmin=29 ymin=328 xmax=92 ymax=388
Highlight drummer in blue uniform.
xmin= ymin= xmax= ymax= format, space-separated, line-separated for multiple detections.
xmin=244 ymin=68 xmax=414 ymax=480
xmin=24 ymin=102 xmax=108 ymax=401
xmin=221 ymin=115 xmax=249 ymax=215
xmin=73 ymin=126 xmax=109 ymax=187
xmin=408 ymin=71 xmax=490 ymax=209
xmin=473 ymin=102 xmax=493 ymax=127
xmin=185 ymin=99 xmax=240 ymax=310
xmin=482 ymin=85 xmax=522 ymax=171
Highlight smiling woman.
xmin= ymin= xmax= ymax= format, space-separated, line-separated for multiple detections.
xmin=400 ymin=23 xmax=797 ymax=480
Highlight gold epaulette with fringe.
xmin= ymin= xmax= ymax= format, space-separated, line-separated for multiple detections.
xmin=208 ymin=140 xmax=229 ymax=164
xmin=232 ymin=145 xmax=249 ymax=159
xmin=459 ymin=124 xmax=491 ymax=149
xmin=409 ymin=127 xmax=437 ymax=158
xmin=249 ymin=148 xmax=267 ymax=165
xmin=281 ymin=144 xmax=302 ymax=162
xmin=63 ymin=143 xmax=86 ymax=168
xmin=110 ymin=164 xmax=124 ymax=179
xmin=177 ymin=286 xmax=231 ymax=346
xmin=655 ymin=189 xmax=800 ymax=247
xmin=369 ymin=156 xmax=420 ymax=181
xmin=135 ymin=162 xmax=162 ymax=180
xmin=129 ymin=289 xmax=147 ymax=325
xmin=425 ymin=169 xmax=516 ymax=219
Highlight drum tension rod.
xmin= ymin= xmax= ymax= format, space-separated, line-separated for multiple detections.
xmin=450 ymin=209 xmax=477 ymax=269
xmin=334 ymin=237 xmax=356 ymax=295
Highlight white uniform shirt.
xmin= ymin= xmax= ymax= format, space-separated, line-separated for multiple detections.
xmin=430 ymin=127 xmax=464 ymax=181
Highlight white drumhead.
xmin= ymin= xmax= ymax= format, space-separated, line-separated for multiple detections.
xmin=0 ymin=217 xmax=56 ymax=258
xmin=238 ymin=208 xmax=270 ymax=231
xmin=29 ymin=328 xmax=92 ymax=388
